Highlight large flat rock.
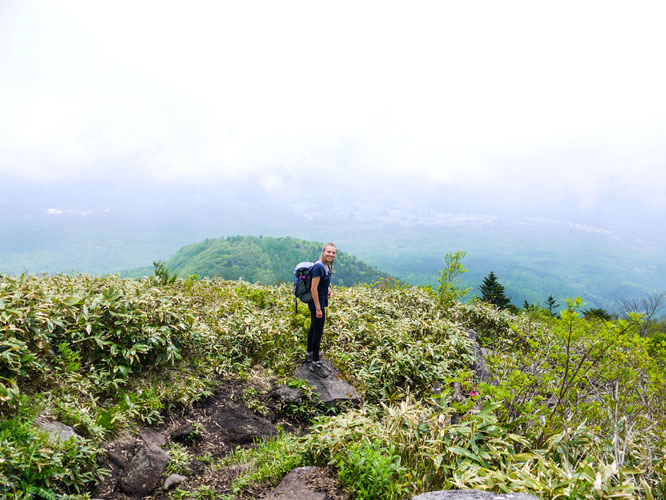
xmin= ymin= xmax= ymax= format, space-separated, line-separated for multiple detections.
xmin=295 ymin=359 xmax=360 ymax=406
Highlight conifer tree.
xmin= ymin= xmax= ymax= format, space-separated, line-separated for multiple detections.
xmin=545 ymin=295 xmax=560 ymax=316
xmin=479 ymin=271 xmax=512 ymax=310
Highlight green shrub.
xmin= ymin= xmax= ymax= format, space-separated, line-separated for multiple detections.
xmin=0 ymin=410 xmax=104 ymax=497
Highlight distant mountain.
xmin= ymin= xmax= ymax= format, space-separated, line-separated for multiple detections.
xmin=130 ymin=236 xmax=390 ymax=287
xmin=324 ymin=216 xmax=666 ymax=311
xmin=2 ymin=179 xmax=664 ymax=313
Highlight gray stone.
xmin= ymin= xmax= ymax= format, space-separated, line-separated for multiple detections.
xmin=139 ymin=427 xmax=167 ymax=448
xmin=271 ymin=384 xmax=303 ymax=405
xmin=171 ymin=423 xmax=202 ymax=443
xmin=164 ymin=473 xmax=188 ymax=490
xmin=413 ymin=491 xmax=539 ymax=500
xmin=203 ymin=401 xmax=277 ymax=445
xmin=263 ymin=466 xmax=331 ymax=500
xmin=467 ymin=329 xmax=491 ymax=383
xmin=295 ymin=359 xmax=360 ymax=406
xmin=188 ymin=457 xmax=204 ymax=476
xmin=119 ymin=445 xmax=170 ymax=496
xmin=106 ymin=450 xmax=128 ymax=469
xmin=34 ymin=418 xmax=81 ymax=444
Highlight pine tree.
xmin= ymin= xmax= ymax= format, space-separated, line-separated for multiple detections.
xmin=479 ymin=271 xmax=512 ymax=310
xmin=545 ymin=295 xmax=560 ymax=316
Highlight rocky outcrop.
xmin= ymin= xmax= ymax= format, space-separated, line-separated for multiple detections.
xmin=201 ymin=400 xmax=277 ymax=445
xmin=467 ymin=329 xmax=491 ymax=383
xmin=295 ymin=359 xmax=360 ymax=406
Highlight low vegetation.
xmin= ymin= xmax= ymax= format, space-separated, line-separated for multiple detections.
xmin=1 ymin=267 xmax=665 ymax=498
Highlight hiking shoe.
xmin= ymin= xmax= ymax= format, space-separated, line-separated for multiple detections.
xmin=309 ymin=360 xmax=328 ymax=378
xmin=305 ymin=351 xmax=313 ymax=363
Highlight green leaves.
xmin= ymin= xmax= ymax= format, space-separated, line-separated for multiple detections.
xmin=1 ymin=271 xmax=664 ymax=499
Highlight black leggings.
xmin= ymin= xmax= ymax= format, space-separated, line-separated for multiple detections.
xmin=307 ymin=307 xmax=326 ymax=362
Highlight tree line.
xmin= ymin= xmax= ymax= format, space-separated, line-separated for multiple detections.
xmin=441 ymin=251 xmax=665 ymax=335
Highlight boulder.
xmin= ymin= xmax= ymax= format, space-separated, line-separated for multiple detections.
xmin=271 ymin=384 xmax=303 ymax=405
xmin=171 ymin=423 xmax=202 ymax=443
xmin=34 ymin=418 xmax=81 ymax=444
xmin=139 ymin=427 xmax=167 ymax=448
xmin=118 ymin=445 xmax=170 ymax=496
xmin=295 ymin=359 xmax=360 ymax=406
xmin=263 ymin=466 xmax=332 ymax=500
xmin=164 ymin=473 xmax=188 ymax=491
xmin=413 ymin=491 xmax=539 ymax=500
xmin=202 ymin=401 xmax=277 ymax=445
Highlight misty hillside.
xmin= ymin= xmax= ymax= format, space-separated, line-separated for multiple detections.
xmin=126 ymin=236 xmax=389 ymax=287
xmin=2 ymin=187 xmax=665 ymax=313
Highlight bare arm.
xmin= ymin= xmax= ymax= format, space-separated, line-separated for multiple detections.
xmin=311 ymin=276 xmax=322 ymax=318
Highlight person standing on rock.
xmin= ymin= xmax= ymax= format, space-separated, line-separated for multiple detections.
xmin=306 ymin=242 xmax=336 ymax=378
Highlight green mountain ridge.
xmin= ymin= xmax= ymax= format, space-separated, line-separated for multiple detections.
xmin=128 ymin=236 xmax=390 ymax=287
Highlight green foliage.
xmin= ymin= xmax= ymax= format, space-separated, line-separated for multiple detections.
xmin=325 ymin=284 xmax=473 ymax=402
xmin=222 ymin=431 xmax=304 ymax=496
xmin=544 ymin=294 xmax=559 ymax=316
xmin=166 ymin=443 xmax=196 ymax=475
xmin=0 ymin=409 xmax=104 ymax=497
xmin=437 ymin=250 xmax=471 ymax=311
xmin=582 ymin=306 xmax=613 ymax=321
xmin=331 ymin=439 xmax=408 ymax=499
xmin=479 ymin=271 xmax=513 ymax=310
xmin=2 ymin=270 xmax=665 ymax=499
xmin=153 ymin=259 xmax=177 ymax=285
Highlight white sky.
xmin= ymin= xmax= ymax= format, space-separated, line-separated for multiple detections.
xmin=1 ymin=0 xmax=666 ymax=225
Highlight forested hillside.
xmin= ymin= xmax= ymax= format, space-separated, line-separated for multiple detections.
xmin=150 ymin=236 xmax=389 ymax=287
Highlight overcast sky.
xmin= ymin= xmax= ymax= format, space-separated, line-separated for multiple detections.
xmin=1 ymin=1 xmax=665 ymax=237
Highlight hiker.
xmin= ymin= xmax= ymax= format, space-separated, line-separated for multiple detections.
xmin=306 ymin=242 xmax=336 ymax=378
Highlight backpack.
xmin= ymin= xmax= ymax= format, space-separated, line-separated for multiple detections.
xmin=293 ymin=261 xmax=315 ymax=303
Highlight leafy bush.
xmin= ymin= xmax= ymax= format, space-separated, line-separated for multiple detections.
xmin=0 ymin=408 xmax=103 ymax=497
xmin=2 ymin=272 xmax=664 ymax=498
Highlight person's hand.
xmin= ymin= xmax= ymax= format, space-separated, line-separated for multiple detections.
xmin=328 ymin=288 xmax=333 ymax=298
xmin=316 ymin=308 xmax=323 ymax=318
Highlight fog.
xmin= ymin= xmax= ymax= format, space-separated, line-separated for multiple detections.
xmin=2 ymin=0 xmax=666 ymax=250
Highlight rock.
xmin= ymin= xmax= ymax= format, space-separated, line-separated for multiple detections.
xmin=271 ymin=384 xmax=303 ymax=405
xmin=106 ymin=450 xmax=128 ymax=469
xmin=295 ymin=359 xmax=360 ymax=406
xmin=188 ymin=458 xmax=204 ymax=476
xmin=203 ymin=401 xmax=277 ymax=445
xmin=34 ymin=417 xmax=81 ymax=444
xmin=263 ymin=466 xmax=331 ymax=500
xmin=467 ymin=329 xmax=491 ymax=383
xmin=164 ymin=473 xmax=188 ymax=491
xmin=171 ymin=423 xmax=202 ymax=443
xmin=118 ymin=445 xmax=170 ymax=496
xmin=139 ymin=427 xmax=167 ymax=448
xmin=413 ymin=491 xmax=539 ymax=500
